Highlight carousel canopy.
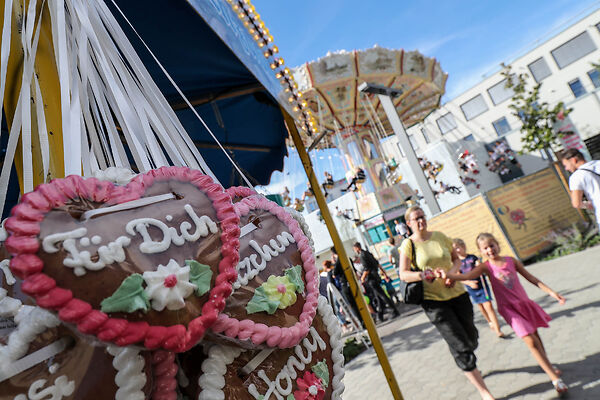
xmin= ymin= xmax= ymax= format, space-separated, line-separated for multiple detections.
xmin=293 ymin=46 xmax=448 ymax=149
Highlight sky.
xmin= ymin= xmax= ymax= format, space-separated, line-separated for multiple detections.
xmin=254 ymin=0 xmax=600 ymax=195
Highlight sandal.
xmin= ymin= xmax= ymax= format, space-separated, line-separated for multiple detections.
xmin=552 ymin=378 xmax=568 ymax=394
xmin=553 ymin=366 xmax=562 ymax=377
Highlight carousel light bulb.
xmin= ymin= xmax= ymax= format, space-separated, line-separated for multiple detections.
xmin=284 ymin=67 xmax=290 ymax=74
xmin=253 ymin=33 xmax=261 ymax=41
xmin=272 ymin=45 xmax=279 ymax=54
xmin=275 ymin=71 xmax=283 ymax=78
xmin=267 ymin=34 xmax=274 ymax=42
xmin=288 ymin=96 xmax=295 ymax=103
xmin=270 ymin=61 xmax=278 ymax=69
xmin=238 ymin=11 xmax=246 ymax=19
xmin=258 ymin=41 xmax=265 ymax=48
xmin=297 ymin=91 xmax=302 ymax=98
xmin=232 ymin=3 xmax=240 ymax=11
xmin=264 ymin=50 xmax=271 ymax=58
xmin=301 ymin=101 xmax=307 ymax=107
xmin=293 ymin=106 xmax=299 ymax=112
xmin=248 ymin=27 xmax=256 ymax=34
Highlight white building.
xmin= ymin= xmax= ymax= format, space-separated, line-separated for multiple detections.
xmin=397 ymin=7 xmax=600 ymax=160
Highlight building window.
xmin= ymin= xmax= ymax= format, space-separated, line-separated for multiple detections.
xmin=568 ymin=78 xmax=587 ymax=98
xmin=492 ymin=117 xmax=511 ymax=136
xmin=420 ymin=127 xmax=430 ymax=144
xmin=367 ymin=225 xmax=389 ymax=244
xmin=396 ymin=142 xmax=405 ymax=158
xmin=463 ymin=134 xmax=475 ymax=142
xmin=436 ymin=113 xmax=457 ymax=134
xmin=528 ymin=57 xmax=552 ymax=82
xmin=460 ymin=94 xmax=488 ymax=120
xmin=487 ymin=78 xmax=515 ymax=105
xmin=551 ymin=31 xmax=597 ymax=69
xmin=588 ymin=69 xmax=600 ymax=88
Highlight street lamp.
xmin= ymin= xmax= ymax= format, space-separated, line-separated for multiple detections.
xmin=358 ymin=82 xmax=441 ymax=214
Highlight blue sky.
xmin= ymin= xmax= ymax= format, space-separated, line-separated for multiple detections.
xmin=255 ymin=0 xmax=600 ymax=100
xmin=254 ymin=0 xmax=600 ymax=194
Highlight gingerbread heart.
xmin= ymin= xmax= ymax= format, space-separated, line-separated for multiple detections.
xmin=4 ymin=167 xmax=240 ymax=352
xmin=183 ymin=296 xmax=344 ymax=399
xmin=210 ymin=195 xmax=319 ymax=349
xmin=0 ymin=289 xmax=181 ymax=400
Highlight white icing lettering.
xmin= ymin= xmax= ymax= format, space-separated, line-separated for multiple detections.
xmin=13 ymin=375 xmax=75 ymax=400
xmin=0 ymin=259 xmax=15 ymax=286
xmin=234 ymin=231 xmax=295 ymax=289
xmin=41 ymin=204 xmax=217 ymax=276
xmin=248 ymin=327 xmax=326 ymax=399
xmin=126 ymin=204 xmax=217 ymax=254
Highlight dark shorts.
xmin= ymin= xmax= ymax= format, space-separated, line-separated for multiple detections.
xmin=422 ymin=293 xmax=479 ymax=371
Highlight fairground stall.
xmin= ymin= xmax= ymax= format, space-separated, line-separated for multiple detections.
xmin=0 ymin=0 xmax=398 ymax=399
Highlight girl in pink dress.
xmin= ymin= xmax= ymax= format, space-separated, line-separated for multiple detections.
xmin=438 ymin=233 xmax=568 ymax=395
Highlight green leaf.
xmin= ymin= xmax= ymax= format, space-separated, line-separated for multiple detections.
xmin=284 ymin=265 xmax=304 ymax=294
xmin=186 ymin=260 xmax=213 ymax=297
xmin=311 ymin=359 xmax=330 ymax=388
xmin=246 ymin=286 xmax=280 ymax=315
xmin=286 ymin=395 xmax=295 ymax=400
xmin=100 ymin=274 xmax=149 ymax=314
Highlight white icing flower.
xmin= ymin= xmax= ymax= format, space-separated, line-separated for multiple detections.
xmin=143 ymin=259 xmax=196 ymax=311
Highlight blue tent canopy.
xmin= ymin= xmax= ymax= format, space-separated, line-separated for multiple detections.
xmin=109 ymin=0 xmax=290 ymax=186
xmin=1 ymin=0 xmax=291 ymax=218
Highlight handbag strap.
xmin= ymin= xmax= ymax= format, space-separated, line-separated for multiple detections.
xmin=408 ymin=239 xmax=419 ymax=272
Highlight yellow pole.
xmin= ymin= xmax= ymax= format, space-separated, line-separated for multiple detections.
xmin=283 ymin=109 xmax=404 ymax=400
xmin=1 ymin=0 xmax=65 ymax=192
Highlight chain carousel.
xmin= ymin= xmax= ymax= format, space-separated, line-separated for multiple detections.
xmin=290 ymin=46 xmax=447 ymax=233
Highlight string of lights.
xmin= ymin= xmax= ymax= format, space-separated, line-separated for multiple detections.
xmin=225 ymin=0 xmax=318 ymax=135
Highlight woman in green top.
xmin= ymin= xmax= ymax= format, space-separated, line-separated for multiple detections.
xmin=399 ymin=205 xmax=495 ymax=400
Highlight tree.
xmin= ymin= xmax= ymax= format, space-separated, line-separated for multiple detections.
xmin=501 ymin=64 xmax=572 ymax=158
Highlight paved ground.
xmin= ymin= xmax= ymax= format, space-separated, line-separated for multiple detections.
xmin=342 ymin=246 xmax=600 ymax=400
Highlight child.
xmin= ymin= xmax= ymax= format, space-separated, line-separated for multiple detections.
xmin=439 ymin=233 xmax=568 ymax=395
xmin=452 ymin=238 xmax=505 ymax=338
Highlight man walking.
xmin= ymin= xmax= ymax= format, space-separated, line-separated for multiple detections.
xmin=561 ymin=148 xmax=600 ymax=224
xmin=394 ymin=219 xmax=409 ymax=238
xmin=354 ymin=242 xmax=399 ymax=322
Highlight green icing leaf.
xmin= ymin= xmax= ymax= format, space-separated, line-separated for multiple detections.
xmin=186 ymin=260 xmax=213 ymax=297
xmin=246 ymin=286 xmax=280 ymax=315
xmin=285 ymin=265 xmax=304 ymax=294
xmin=100 ymin=274 xmax=149 ymax=314
xmin=286 ymin=395 xmax=295 ymax=400
xmin=311 ymin=359 xmax=330 ymax=388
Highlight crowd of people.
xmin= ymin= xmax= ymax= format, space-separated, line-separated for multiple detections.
xmin=316 ymin=147 xmax=599 ymax=398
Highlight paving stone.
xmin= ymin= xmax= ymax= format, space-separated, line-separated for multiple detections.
xmin=342 ymin=246 xmax=600 ymax=399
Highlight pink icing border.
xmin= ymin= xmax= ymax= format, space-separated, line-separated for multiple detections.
xmin=225 ymin=186 xmax=256 ymax=200
xmin=152 ymin=350 xmax=178 ymax=400
xmin=4 ymin=166 xmax=240 ymax=352
xmin=210 ymin=194 xmax=319 ymax=348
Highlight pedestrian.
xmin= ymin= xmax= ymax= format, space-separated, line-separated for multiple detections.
xmin=560 ymin=148 xmax=600 ymax=224
xmin=399 ymin=205 xmax=495 ymax=400
xmin=331 ymin=246 xmax=363 ymax=325
xmin=394 ymin=219 xmax=409 ymax=238
xmin=440 ymin=233 xmax=567 ymax=395
xmin=452 ymin=238 xmax=504 ymax=338
xmin=354 ymin=242 xmax=399 ymax=322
